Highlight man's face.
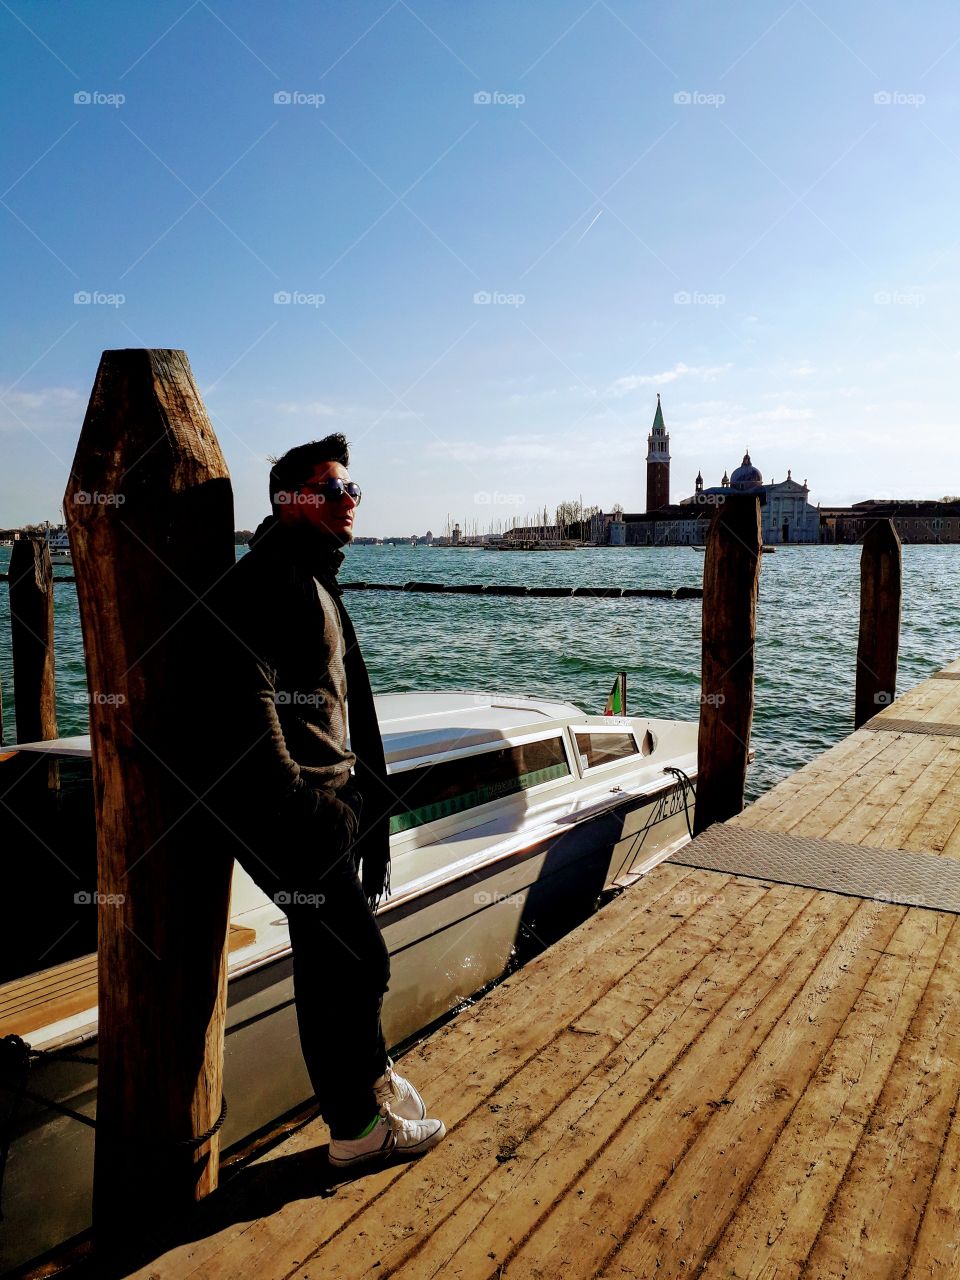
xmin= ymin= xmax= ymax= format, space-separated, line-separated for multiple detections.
xmin=277 ymin=460 xmax=358 ymax=544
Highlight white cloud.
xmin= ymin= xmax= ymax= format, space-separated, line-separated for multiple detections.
xmin=429 ymin=435 xmax=558 ymax=463
xmin=274 ymin=401 xmax=338 ymax=417
xmin=766 ymin=405 xmax=815 ymax=422
xmin=271 ymin=400 xmax=416 ymax=422
xmin=0 ymin=387 xmax=84 ymax=434
xmin=608 ymin=362 xmax=733 ymax=396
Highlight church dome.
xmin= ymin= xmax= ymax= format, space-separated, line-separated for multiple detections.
xmin=729 ymin=451 xmax=763 ymax=490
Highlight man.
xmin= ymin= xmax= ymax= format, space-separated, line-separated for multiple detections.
xmin=206 ymin=434 xmax=444 ymax=1166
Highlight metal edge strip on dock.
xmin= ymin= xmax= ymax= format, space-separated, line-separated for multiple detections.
xmin=863 ymin=718 xmax=960 ymax=736
xmin=668 ymin=822 xmax=960 ymax=914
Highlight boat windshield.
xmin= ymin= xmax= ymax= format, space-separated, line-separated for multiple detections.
xmin=389 ymin=734 xmax=570 ymax=834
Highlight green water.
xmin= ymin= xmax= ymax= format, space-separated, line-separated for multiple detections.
xmin=0 ymin=543 xmax=955 ymax=801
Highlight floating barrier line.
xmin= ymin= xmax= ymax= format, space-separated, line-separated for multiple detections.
xmin=341 ymin=582 xmax=703 ymax=599
xmin=0 ymin=575 xmax=703 ymax=599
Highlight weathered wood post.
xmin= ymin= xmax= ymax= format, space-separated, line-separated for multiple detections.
xmin=694 ymin=494 xmax=762 ymax=835
xmin=8 ymin=535 xmax=58 ymax=745
xmin=854 ymin=517 xmax=902 ymax=728
xmin=7 ymin=536 xmax=59 ymax=802
xmin=65 ymin=350 xmax=235 ymax=1245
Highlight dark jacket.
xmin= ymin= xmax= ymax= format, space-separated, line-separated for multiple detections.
xmin=204 ymin=516 xmax=380 ymax=896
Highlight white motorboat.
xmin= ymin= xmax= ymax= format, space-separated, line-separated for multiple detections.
xmin=0 ymin=690 xmax=698 ymax=1272
xmin=44 ymin=525 xmax=72 ymax=565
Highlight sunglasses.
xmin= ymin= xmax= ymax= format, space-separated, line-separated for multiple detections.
xmin=298 ymin=478 xmax=362 ymax=505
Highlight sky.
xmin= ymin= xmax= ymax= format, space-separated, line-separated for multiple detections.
xmin=2 ymin=0 xmax=959 ymax=537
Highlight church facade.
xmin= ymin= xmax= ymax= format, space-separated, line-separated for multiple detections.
xmin=681 ymin=453 xmax=821 ymax=544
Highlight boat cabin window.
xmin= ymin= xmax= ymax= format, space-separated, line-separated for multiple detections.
xmin=389 ymin=735 xmax=570 ymax=834
xmin=574 ymin=730 xmax=640 ymax=771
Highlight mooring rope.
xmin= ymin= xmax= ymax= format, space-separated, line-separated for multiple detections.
xmin=0 ymin=1033 xmax=227 ymax=1222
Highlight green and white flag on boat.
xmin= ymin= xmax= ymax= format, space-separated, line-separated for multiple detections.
xmin=603 ymin=672 xmax=627 ymax=716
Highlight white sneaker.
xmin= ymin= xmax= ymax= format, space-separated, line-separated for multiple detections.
xmin=328 ymin=1108 xmax=446 ymax=1168
xmin=373 ymin=1058 xmax=428 ymax=1122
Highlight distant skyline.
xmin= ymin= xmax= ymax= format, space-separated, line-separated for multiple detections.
xmin=3 ymin=1 xmax=959 ymax=537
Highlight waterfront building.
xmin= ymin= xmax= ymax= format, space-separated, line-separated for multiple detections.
xmin=822 ymin=500 xmax=960 ymax=544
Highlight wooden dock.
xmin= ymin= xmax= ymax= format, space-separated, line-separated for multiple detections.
xmin=116 ymin=658 xmax=960 ymax=1280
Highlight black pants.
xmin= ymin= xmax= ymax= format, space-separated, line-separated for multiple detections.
xmin=273 ymin=849 xmax=391 ymax=1140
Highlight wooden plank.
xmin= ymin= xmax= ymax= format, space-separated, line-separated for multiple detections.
xmin=732 ymin=730 xmax=908 ymax=832
xmin=697 ymin=906 xmax=949 ymax=1277
xmin=411 ymin=862 xmax=707 ymax=1095
xmin=500 ymin=896 xmax=898 ymax=1279
xmin=0 ymin=926 xmax=256 ymax=1038
xmin=807 ymin=740 xmax=960 ymax=855
xmin=802 ymin=913 xmax=960 ymax=1278
xmin=874 ymin=679 xmax=960 ymax=726
xmin=815 ymin=736 xmax=955 ymax=846
xmin=738 ymin=732 xmax=924 ymax=839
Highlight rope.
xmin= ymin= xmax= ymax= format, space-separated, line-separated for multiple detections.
xmin=663 ymin=766 xmax=696 ymax=839
xmin=0 ymin=1032 xmax=228 ymax=1218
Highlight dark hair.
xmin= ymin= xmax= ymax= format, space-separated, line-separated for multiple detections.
xmin=268 ymin=434 xmax=350 ymax=508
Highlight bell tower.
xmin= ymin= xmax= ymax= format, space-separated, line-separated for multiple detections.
xmin=646 ymin=394 xmax=670 ymax=512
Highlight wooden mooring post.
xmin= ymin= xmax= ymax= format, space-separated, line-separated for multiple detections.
xmin=694 ymin=494 xmax=762 ymax=835
xmin=8 ymin=536 xmax=57 ymax=746
xmin=65 ymin=350 xmax=235 ymax=1247
xmin=7 ymin=536 xmax=58 ymax=798
xmin=854 ymin=517 xmax=902 ymax=729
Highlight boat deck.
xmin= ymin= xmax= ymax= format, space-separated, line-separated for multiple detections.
xmin=124 ymin=660 xmax=960 ymax=1279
